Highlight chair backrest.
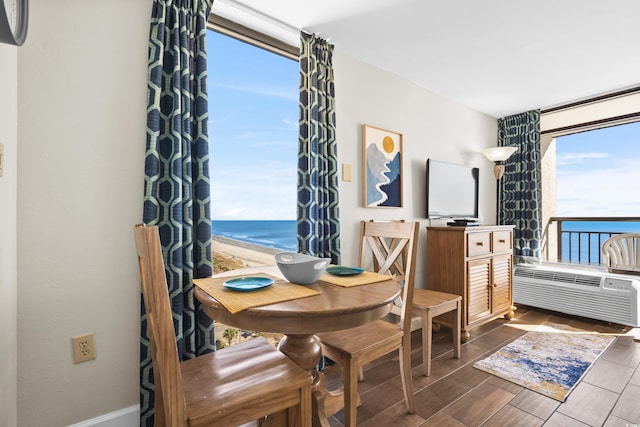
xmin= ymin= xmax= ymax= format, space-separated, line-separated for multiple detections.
xmin=133 ymin=224 xmax=187 ymax=427
xmin=602 ymin=233 xmax=640 ymax=270
xmin=358 ymin=220 xmax=419 ymax=333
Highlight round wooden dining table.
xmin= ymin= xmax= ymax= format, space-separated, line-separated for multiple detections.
xmin=194 ymin=265 xmax=400 ymax=427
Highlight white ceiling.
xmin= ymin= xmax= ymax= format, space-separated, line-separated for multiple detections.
xmin=212 ymin=0 xmax=640 ymax=118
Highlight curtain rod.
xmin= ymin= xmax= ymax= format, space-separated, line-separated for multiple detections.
xmin=208 ymin=14 xmax=299 ymax=60
xmin=212 ymin=0 xmax=300 ymax=38
xmin=541 ymin=85 xmax=640 ymax=114
xmin=540 ymin=112 xmax=640 ymax=135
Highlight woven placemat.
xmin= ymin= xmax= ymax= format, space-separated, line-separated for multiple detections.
xmin=319 ymin=270 xmax=394 ymax=287
xmin=194 ymin=274 xmax=320 ymax=314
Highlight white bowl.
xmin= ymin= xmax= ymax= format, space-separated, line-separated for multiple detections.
xmin=275 ymin=252 xmax=331 ymax=285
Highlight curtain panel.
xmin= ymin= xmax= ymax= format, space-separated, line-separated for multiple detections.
xmin=141 ymin=1 xmax=214 ymax=425
xmin=498 ymin=109 xmax=542 ymax=259
xmin=297 ymin=32 xmax=341 ymax=263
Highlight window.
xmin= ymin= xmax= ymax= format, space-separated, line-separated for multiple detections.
xmin=556 ymin=121 xmax=640 ymax=216
xmin=542 ymin=120 xmax=640 ymax=263
xmin=207 ymin=24 xmax=299 ymax=223
xmin=539 ymin=89 xmax=640 ymax=262
xmin=206 ymin=17 xmax=299 ymax=348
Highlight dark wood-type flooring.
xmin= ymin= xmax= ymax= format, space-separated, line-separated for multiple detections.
xmin=321 ymin=305 xmax=640 ymax=426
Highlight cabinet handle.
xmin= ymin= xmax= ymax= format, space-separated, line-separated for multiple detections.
xmin=493 ymin=283 xmax=497 ymax=287
xmin=476 ymin=242 xmax=484 ymax=246
xmin=498 ymin=239 xmax=506 ymax=243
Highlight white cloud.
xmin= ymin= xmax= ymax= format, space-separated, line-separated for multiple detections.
xmin=556 ymin=152 xmax=608 ymax=166
xmin=228 ymin=131 xmax=295 ymax=149
xmin=211 ymin=165 xmax=296 ymax=220
xmin=208 ymin=112 xmax=235 ymax=124
xmin=212 ymin=82 xmax=298 ymax=101
xmin=282 ymin=116 xmax=298 ymax=130
xmin=557 ymin=163 xmax=640 ymax=216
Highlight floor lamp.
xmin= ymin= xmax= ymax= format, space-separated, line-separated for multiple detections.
xmin=482 ymin=146 xmax=518 ymax=225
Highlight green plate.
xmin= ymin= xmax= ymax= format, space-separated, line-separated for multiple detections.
xmin=326 ymin=266 xmax=364 ymax=276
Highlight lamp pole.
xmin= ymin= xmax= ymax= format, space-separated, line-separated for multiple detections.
xmin=494 ymin=162 xmax=504 ymax=225
xmin=482 ymin=147 xmax=518 ymax=226
xmin=493 ymin=162 xmax=504 ymax=225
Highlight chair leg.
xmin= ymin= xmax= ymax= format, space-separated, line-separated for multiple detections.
xmin=421 ymin=308 xmax=433 ymax=376
xmin=343 ymin=358 xmax=359 ymax=427
xmin=399 ymin=344 xmax=415 ymax=413
xmin=453 ymin=301 xmax=461 ymax=359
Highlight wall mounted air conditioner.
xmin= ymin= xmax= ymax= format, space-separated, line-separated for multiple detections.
xmin=513 ymin=263 xmax=640 ymax=327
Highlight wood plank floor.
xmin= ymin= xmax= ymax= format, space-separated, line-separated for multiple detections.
xmin=322 ymin=305 xmax=640 ymax=426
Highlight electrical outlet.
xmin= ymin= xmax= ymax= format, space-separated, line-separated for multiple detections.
xmin=72 ymin=333 xmax=96 ymax=363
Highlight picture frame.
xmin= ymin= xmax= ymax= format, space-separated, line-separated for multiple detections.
xmin=362 ymin=124 xmax=403 ymax=208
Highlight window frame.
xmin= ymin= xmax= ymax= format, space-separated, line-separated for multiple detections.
xmin=207 ymin=13 xmax=299 ymax=61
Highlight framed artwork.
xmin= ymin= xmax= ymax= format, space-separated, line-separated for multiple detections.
xmin=362 ymin=124 xmax=403 ymax=208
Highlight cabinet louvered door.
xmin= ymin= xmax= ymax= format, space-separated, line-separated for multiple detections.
xmin=467 ymin=258 xmax=491 ymax=324
xmin=492 ymin=254 xmax=512 ymax=313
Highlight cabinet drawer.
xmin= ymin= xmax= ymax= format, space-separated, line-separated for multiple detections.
xmin=492 ymin=231 xmax=512 ymax=253
xmin=467 ymin=232 xmax=491 ymax=257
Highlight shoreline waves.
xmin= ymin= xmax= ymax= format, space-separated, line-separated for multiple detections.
xmin=211 ymin=220 xmax=297 ymax=253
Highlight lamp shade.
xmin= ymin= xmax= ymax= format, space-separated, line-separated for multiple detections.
xmin=482 ymin=146 xmax=518 ymax=162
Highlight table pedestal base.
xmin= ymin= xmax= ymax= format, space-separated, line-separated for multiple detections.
xmin=279 ymin=334 xmax=344 ymax=427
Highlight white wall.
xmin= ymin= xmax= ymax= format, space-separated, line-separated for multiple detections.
xmin=17 ymin=0 xmax=151 ymax=425
xmin=333 ymin=50 xmax=498 ymax=288
xmin=0 ymin=42 xmax=18 ymax=427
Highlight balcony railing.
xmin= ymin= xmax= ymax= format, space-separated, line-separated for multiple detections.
xmin=549 ymin=217 xmax=640 ymax=265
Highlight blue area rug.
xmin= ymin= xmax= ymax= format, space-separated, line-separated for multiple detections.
xmin=473 ymin=322 xmax=615 ymax=401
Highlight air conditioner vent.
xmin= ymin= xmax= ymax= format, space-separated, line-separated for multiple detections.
xmin=573 ymin=274 xmax=603 ymax=287
xmin=514 ymin=267 xmax=601 ymax=287
xmin=513 ymin=268 xmax=535 ymax=279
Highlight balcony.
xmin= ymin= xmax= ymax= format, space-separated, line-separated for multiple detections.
xmin=548 ymin=216 xmax=640 ymax=265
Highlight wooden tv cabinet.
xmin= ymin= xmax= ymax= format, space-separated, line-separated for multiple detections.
xmin=426 ymin=225 xmax=515 ymax=342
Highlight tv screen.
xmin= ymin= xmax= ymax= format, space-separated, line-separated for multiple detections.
xmin=426 ymin=159 xmax=479 ymax=219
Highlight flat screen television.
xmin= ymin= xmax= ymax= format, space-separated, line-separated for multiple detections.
xmin=426 ymin=159 xmax=479 ymax=219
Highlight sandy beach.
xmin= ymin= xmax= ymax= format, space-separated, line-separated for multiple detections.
xmin=211 ymin=235 xmax=282 ymax=269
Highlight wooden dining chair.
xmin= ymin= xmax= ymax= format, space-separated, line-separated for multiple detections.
xmin=364 ymin=220 xmax=461 ymax=377
xmin=316 ymin=220 xmax=418 ymax=427
xmin=133 ymin=224 xmax=312 ymax=427
xmin=412 ymin=289 xmax=461 ymax=376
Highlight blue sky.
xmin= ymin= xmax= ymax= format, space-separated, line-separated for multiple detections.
xmin=207 ymin=30 xmax=298 ymax=220
xmin=556 ymin=121 xmax=640 ymax=216
xmin=207 ymin=29 xmax=639 ymax=221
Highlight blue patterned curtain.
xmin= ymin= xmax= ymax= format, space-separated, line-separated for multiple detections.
xmin=499 ymin=110 xmax=542 ymax=259
xmin=297 ymin=32 xmax=341 ymax=263
xmin=141 ymin=1 xmax=214 ymax=425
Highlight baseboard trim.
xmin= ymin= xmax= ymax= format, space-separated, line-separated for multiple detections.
xmin=68 ymin=405 xmax=139 ymax=427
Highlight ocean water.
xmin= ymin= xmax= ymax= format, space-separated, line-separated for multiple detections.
xmin=562 ymin=221 xmax=640 ymax=263
xmin=211 ymin=220 xmax=640 ymax=263
xmin=211 ymin=220 xmax=297 ymax=252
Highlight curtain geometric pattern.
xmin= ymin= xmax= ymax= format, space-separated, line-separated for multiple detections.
xmin=498 ymin=109 xmax=542 ymax=259
xmin=297 ymin=32 xmax=341 ymax=264
xmin=141 ymin=1 xmax=214 ymax=425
